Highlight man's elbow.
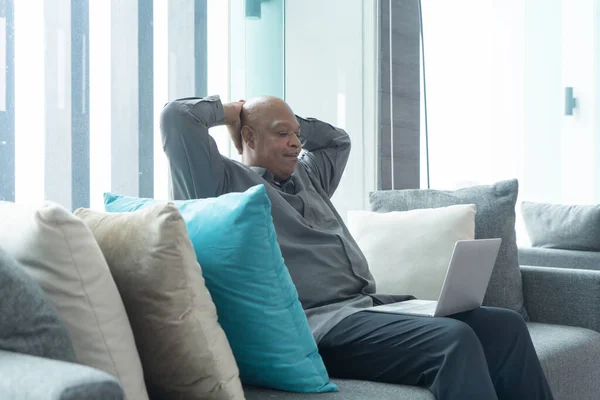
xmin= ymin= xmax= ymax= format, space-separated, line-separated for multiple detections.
xmin=160 ymin=100 xmax=185 ymax=128
xmin=338 ymin=128 xmax=352 ymax=151
xmin=159 ymin=102 xmax=180 ymax=148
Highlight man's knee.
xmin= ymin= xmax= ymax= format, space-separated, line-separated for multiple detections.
xmin=440 ymin=319 xmax=480 ymax=349
xmin=497 ymin=308 xmax=526 ymax=326
xmin=481 ymin=307 xmax=528 ymax=334
xmin=437 ymin=320 xmax=487 ymax=368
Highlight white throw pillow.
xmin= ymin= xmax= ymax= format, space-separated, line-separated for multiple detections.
xmin=348 ymin=204 xmax=476 ymax=300
xmin=0 ymin=201 xmax=149 ymax=400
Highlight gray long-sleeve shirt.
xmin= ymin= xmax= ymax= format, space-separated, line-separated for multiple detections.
xmin=161 ymin=96 xmax=411 ymax=343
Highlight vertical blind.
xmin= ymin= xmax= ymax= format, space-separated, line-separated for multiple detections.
xmin=0 ymin=0 xmax=234 ymax=211
xmin=2 ymin=0 xmax=382 ymax=218
xmin=378 ymin=0 xmax=420 ymax=191
xmin=0 ymin=0 xmax=14 ymax=202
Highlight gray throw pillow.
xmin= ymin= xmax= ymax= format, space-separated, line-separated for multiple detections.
xmin=0 ymin=246 xmax=76 ymax=362
xmin=369 ymin=179 xmax=528 ymax=320
xmin=522 ymin=202 xmax=600 ymax=251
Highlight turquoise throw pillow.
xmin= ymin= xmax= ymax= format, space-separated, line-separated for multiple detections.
xmin=104 ymin=185 xmax=337 ymax=393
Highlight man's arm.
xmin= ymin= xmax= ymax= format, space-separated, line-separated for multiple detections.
xmin=161 ymin=95 xmax=242 ymax=199
xmin=297 ymin=116 xmax=351 ymax=198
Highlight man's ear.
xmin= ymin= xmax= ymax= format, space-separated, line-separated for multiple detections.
xmin=241 ymin=125 xmax=256 ymax=150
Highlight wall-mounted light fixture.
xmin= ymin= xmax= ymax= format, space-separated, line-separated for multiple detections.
xmin=565 ymin=86 xmax=577 ymax=116
xmin=246 ymin=0 xmax=263 ymax=20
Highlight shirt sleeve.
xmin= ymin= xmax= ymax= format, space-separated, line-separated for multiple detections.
xmin=160 ymin=96 xmax=229 ymax=199
xmin=297 ymin=116 xmax=351 ymax=198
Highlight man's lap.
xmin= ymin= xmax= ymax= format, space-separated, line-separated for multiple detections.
xmin=317 ymin=307 xmax=526 ymax=376
xmin=316 ymin=307 xmax=548 ymax=399
xmin=316 ymin=307 xmax=515 ymax=385
xmin=319 ymin=306 xmax=524 ymax=349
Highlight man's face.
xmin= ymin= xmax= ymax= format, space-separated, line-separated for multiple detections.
xmin=251 ymin=106 xmax=302 ymax=181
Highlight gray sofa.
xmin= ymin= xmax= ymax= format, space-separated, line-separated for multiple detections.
xmin=0 ymin=350 xmax=123 ymax=400
xmin=244 ymin=265 xmax=600 ymax=400
xmin=9 ymin=266 xmax=600 ymax=400
xmin=5 ymin=196 xmax=600 ymax=399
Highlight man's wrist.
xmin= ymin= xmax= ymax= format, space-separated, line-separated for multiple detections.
xmin=222 ymin=103 xmax=240 ymax=127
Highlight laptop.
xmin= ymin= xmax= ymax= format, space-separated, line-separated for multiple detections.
xmin=368 ymin=238 xmax=502 ymax=317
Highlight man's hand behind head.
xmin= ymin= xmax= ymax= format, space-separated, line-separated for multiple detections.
xmin=223 ymin=100 xmax=245 ymax=154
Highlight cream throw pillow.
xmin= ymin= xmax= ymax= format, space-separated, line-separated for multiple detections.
xmin=75 ymin=204 xmax=245 ymax=400
xmin=0 ymin=201 xmax=148 ymax=400
xmin=348 ymin=204 xmax=476 ymax=300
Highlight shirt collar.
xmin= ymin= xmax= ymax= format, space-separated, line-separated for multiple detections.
xmin=249 ymin=166 xmax=295 ymax=192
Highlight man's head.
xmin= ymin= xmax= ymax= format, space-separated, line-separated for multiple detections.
xmin=240 ymin=96 xmax=301 ymax=182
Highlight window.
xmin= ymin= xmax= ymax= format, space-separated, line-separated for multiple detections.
xmin=7 ymin=1 xmax=241 ymax=210
xmin=420 ymin=0 xmax=600 ymax=243
xmin=2 ymin=0 xmax=378 ymax=220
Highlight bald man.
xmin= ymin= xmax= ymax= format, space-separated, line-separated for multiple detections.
xmin=161 ymin=95 xmax=553 ymax=400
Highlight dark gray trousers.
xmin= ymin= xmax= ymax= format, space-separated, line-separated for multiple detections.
xmin=318 ymin=307 xmax=554 ymax=400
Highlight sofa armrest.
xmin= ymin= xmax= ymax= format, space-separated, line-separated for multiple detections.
xmin=0 ymin=350 xmax=124 ymax=400
xmin=519 ymin=247 xmax=600 ymax=271
xmin=522 ymin=265 xmax=600 ymax=332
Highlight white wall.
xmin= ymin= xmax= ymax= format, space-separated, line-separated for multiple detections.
xmin=285 ymin=0 xmax=377 ymax=220
xmin=523 ymin=0 xmax=599 ymax=205
xmin=558 ymin=0 xmax=598 ymax=205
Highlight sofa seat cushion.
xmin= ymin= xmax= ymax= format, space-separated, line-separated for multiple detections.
xmin=244 ymin=379 xmax=433 ymax=400
xmin=528 ymin=322 xmax=600 ymax=400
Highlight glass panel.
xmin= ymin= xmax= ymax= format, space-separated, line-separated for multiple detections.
xmin=207 ymin=0 xmax=231 ymax=160
xmin=244 ymin=0 xmax=284 ymax=98
xmin=0 ymin=17 xmax=5 ymax=112
xmin=285 ymin=0 xmax=378 ymax=218
xmin=420 ymin=0 xmax=600 ymax=243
